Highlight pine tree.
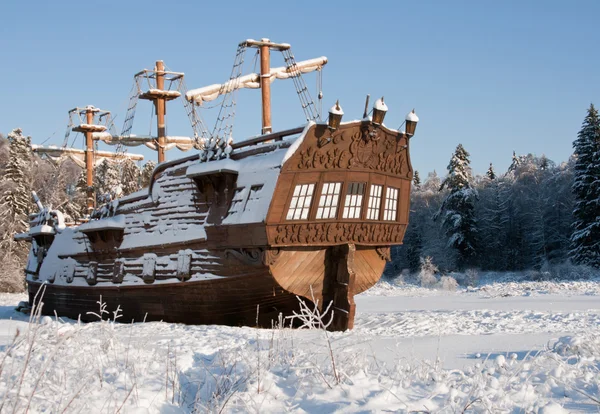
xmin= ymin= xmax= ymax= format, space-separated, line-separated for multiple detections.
xmin=486 ymin=163 xmax=496 ymax=180
xmin=413 ymin=170 xmax=421 ymax=190
xmin=141 ymin=160 xmax=156 ymax=188
xmin=436 ymin=144 xmax=478 ymax=269
xmin=121 ymin=159 xmax=141 ymax=195
xmin=508 ymin=150 xmax=520 ymax=173
xmin=0 ymin=128 xmax=33 ymax=292
xmin=0 ymin=128 xmax=33 ymax=250
xmin=95 ymin=159 xmax=122 ymax=203
xmin=570 ymin=104 xmax=600 ymax=267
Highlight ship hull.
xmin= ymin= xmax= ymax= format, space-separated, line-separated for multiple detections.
xmin=28 ymin=272 xmax=302 ymax=327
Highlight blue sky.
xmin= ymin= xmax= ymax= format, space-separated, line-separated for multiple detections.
xmin=1 ymin=0 xmax=599 ymax=176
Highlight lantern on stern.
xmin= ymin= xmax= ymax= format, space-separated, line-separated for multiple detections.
xmin=405 ymin=109 xmax=419 ymax=137
xmin=372 ymin=97 xmax=388 ymax=125
xmin=328 ymin=100 xmax=344 ymax=130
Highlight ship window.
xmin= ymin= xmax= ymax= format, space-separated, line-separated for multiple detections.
xmin=316 ymin=182 xmax=341 ymax=220
xmin=383 ymin=187 xmax=399 ymax=221
xmin=286 ymin=183 xmax=315 ymax=220
xmin=342 ymin=182 xmax=365 ymax=219
xmin=227 ymin=187 xmax=247 ymax=218
xmin=367 ymin=184 xmax=383 ymax=220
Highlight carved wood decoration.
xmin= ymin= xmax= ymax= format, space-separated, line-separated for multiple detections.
xmin=288 ymin=122 xmax=411 ymax=178
xmin=272 ymin=223 xmax=405 ymax=246
xmin=376 ymin=246 xmax=391 ymax=262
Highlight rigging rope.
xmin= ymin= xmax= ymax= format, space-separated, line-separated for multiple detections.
xmin=207 ymin=44 xmax=247 ymax=160
xmin=120 ymin=77 xmax=142 ymax=138
xmin=281 ymin=48 xmax=320 ymax=122
xmin=177 ymin=76 xmax=211 ymax=147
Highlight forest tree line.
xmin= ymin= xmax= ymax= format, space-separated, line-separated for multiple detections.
xmin=389 ymin=104 xmax=600 ymax=276
xmin=0 ymin=129 xmax=155 ymax=291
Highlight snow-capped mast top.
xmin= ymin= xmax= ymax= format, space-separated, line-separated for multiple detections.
xmin=186 ymin=38 xmax=327 ymax=138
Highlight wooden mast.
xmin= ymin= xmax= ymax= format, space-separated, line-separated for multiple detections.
xmin=245 ymin=39 xmax=292 ymax=135
xmin=155 ymin=60 xmax=167 ymax=163
xmin=260 ymin=40 xmax=272 ymax=135
xmin=71 ymin=106 xmax=108 ymax=213
xmin=138 ymin=60 xmax=182 ymax=163
xmin=84 ymin=108 xmax=95 ymax=211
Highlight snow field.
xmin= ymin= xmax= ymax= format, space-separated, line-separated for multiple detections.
xmin=0 ymin=278 xmax=598 ymax=413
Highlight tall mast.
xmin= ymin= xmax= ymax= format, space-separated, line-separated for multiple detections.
xmin=72 ymin=105 xmax=107 ymax=212
xmin=245 ymin=39 xmax=291 ymax=135
xmin=260 ymin=40 xmax=272 ymax=135
xmin=84 ymin=108 xmax=95 ymax=211
xmin=155 ymin=61 xmax=167 ymax=163
xmin=138 ymin=60 xmax=182 ymax=163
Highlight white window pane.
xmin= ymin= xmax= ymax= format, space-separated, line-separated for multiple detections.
xmin=300 ymin=209 xmax=309 ymax=220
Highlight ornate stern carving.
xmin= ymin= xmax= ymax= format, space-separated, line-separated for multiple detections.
xmin=224 ymin=248 xmax=263 ymax=266
xmin=295 ymin=123 xmax=410 ymax=178
xmin=262 ymin=248 xmax=282 ymax=266
xmin=376 ymin=247 xmax=391 ymax=262
xmin=273 ymin=223 xmax=404 ymax=246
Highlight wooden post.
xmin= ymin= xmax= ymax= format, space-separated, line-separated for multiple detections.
xmin=260 ymin=39 xmax=272 ymax=135
xmin=324 ymin=243 xmax=357 ymax=331
xmin=156 ymin=60 xmax=166 ymax=163
xmin=85 ymin=108 xmax=95 ymax=212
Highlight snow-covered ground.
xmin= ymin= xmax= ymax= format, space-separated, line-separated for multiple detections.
xmin=0 ymin=278 xmax=598 ymax=413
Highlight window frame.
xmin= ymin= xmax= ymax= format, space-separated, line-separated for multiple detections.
xmin=383 ymin=186 xmax=399 ymax=221
xmin=285 ymin=182 xmax=316 ymax=221
xmin=315 ymin=181 xmax=342 ymax=220
xmin=341 ymin=181 xmax=367 ymax=220
xmin=366 ymin=183 xmax=384 ymax=221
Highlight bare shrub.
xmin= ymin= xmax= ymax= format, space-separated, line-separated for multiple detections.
xmin=418 ymin=256 xmax=438 ymax=288
xmin=465 ymin=268 xmax=479 ymax=287
xmin=436 ymin=275 xmax=458 ymax=291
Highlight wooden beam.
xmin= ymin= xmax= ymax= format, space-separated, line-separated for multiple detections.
xmin=260 ymin=40 xmax=272 ymax=135
xmin=156 ymin=60 xmax=166 ymax=163
xmin=85 ymin=108 xmax=95 ymax=212
xmin=231 ymin=127 xmax=304 ymax=150
xmin=244 ymin=39 xmax=291 ymax=51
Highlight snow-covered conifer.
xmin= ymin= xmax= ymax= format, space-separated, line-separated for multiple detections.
xmin=0 ymin=128 xmax=33 ymax=249
xmin=570 ymin=104 xmax=600 ymax=267
xmin=508 ymin=150 xmax=520 ymax=173
xmin=140 ymin=160 xmax=156 ymax=188
xmin=413 ymin=170 xmax=421 ymax=190
xmin=120 ymin=159 xmax=141 ymax=195
xmin=486 ymin=163 xmax=496 ymax=180
xmin=94 ymin=159 xmax=122 ymax=202
xmin=436 ymin=144 xmax=478 ymax=269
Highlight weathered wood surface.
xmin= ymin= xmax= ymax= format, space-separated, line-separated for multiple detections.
xmin=29 ymin=271 xmax=302 ymax=327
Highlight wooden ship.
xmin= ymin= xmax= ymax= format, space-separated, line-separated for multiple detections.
xmin=18 ymin=39 xmax=419 ymax=331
